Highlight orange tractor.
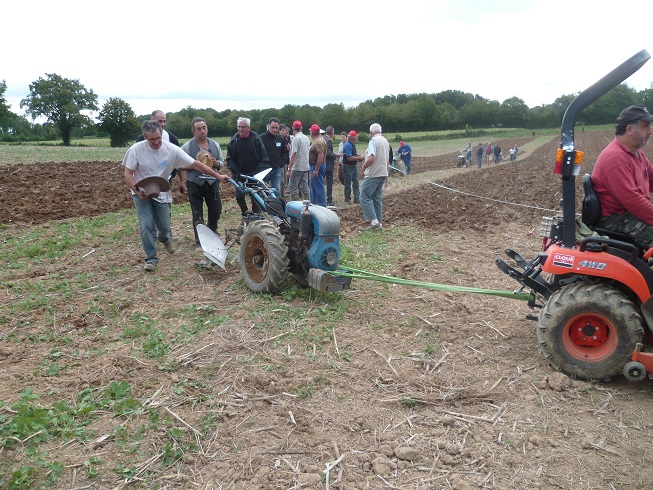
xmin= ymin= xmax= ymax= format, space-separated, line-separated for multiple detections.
xmin=497 ymin=49 xmax=653 ymax=382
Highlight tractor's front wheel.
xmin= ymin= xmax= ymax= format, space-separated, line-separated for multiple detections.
xmin=239 ymin=220 xmax=289 ymax=294
xmin=538 ymin=282 xmax=644 ymax=381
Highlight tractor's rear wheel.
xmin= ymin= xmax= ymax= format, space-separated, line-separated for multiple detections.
xmin=239 ymin=220 xmax=289 ymax=294
xmin=538 ymin=282 xmax=644 ymax=381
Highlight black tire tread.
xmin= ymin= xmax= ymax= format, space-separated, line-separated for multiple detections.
xmin=538 ymin=282 xmax=643 ymax=381
xmin=239 ymin=220 xmax=289 ymax=294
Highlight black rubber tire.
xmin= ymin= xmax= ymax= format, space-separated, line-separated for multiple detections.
xmin=623 ymin=361 xmax=647 ymax=382
xmin=538 ymin=282 xmax=644 ymax=381
xmin=239 ymin=220 xmax=289 ymax=294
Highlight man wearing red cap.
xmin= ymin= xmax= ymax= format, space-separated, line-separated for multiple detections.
xmin=396 ymin=140 xmax=412 ymax=175
xmin=308 ymin=124 xmax=327 ymax=206
xmin=591 ymin=105 xmax=653 ymax=247
xmin=287 ymin=120 xmax=310 ymax=201
xmin=342 ymin=130 xmax=364 ymax=204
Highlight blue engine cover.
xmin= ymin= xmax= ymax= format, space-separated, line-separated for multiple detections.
xmin=286 ymin=201 xmax=341 ymax=271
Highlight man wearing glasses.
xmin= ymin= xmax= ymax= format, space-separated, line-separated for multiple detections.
xmin=226 ymin=117 xmax=270 ymax=214
xmin=259 ymin=116 xmax=288 ymax=193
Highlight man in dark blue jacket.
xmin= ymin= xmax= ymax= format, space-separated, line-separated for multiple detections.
xmin=259 ymin=117 xmax=288 ymax=193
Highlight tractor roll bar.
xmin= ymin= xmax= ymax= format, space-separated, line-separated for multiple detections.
xmin=560 ymin=49 xmax=650 ymax=151
xmin=559 ymin=49 xmax=650 ymax=248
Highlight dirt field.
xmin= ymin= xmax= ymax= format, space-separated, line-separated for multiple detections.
xmin=3 ymin=129 xmax=653 ymax=489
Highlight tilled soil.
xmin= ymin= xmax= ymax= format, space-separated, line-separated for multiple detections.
xmin=3 ymin=130 xmax=653 ymax=489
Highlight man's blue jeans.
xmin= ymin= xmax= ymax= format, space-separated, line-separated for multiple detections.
xmin=310 ymin=163 xmax=327 ymax=206
xmin=265 ymin=166 xmax=282 ymax=193
xmin=132 ymin=194 xmax=171 ymax=264
xmin=342 ymin=165 xmax=360 ymax=202
xmin=360 ymin=176 xmax=385 ymax=223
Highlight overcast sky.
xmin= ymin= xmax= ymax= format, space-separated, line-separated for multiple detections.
xmin=2 ymin=0 xmax=652 ymax=120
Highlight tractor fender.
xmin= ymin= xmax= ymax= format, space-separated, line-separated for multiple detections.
xmin=541 ymin=244 xmax=653 ymax=302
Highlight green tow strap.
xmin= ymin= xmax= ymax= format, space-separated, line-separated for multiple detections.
xmin=332 ymin=266 xmax=535 ymax=302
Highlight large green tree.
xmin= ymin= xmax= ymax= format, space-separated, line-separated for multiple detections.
xmin=500 ymin=97 xmax=529 ymax=128
xmin=0 ymin=80 xmax=13 ymax=129
xmin=20 ymin=73 xmax=98 ymax=146
xmin=98 ymin=98 xmax=140 ymax=147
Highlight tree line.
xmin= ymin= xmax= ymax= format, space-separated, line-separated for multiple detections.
xmin=1 ymin=74 xmax=652 ymax=147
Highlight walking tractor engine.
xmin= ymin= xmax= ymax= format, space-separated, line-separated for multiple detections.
xmin=496 ymin=49 xmax=653 ymax=383
xmin=198 ymin=169 xmax=351 ymax=295
xmin=285 ymin=201 xmax=349 ymax=291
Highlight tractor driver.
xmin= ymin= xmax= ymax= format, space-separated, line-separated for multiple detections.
xmin=591 ymin=105 xmax=653 ymax=248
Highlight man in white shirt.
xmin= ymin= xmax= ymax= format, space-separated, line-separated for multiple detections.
xmin=286 ymin=120 xmax=311 ymax=201
xmin=123 ymin=120 xmax=228 ymax=272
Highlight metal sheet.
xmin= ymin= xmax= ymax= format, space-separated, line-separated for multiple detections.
xmin=197 ymin=224 xmax=228 ymax=270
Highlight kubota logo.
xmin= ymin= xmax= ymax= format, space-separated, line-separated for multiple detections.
xmin=553 ymin=253 xmax=574 ymax=268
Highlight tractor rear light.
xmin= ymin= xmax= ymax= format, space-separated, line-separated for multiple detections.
xmin=554 ymin=149 xmax=584 ymax=176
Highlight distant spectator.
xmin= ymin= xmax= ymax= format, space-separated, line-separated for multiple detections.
xmin=476 ymin=143 xmax=484 ymax=168
xmin=342 ymin=130 xmax=364 ymax=204
xmin=465 ymin=143 xmax=472 ymax=167
xmin=493 ymin=144 xmax=502 ymax=164
xmin=396 ymin=140 xmax=412 ymax=175
xmin=486 ymin=143 xmax=493 ymax=164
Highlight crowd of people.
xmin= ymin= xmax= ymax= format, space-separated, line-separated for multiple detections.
xmin=123 ymin=104 xmax=653 ymax=272
xmin=461 ymin=142 xmax=519 ymax=168
xmin=123 ymin=113 xmax=396 ymax=272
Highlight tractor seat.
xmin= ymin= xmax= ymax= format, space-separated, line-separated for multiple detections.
xmin=581 ymin=174 xmax=601 ymax=226
xmin=581 ymin=174 xmax=644 ymax=252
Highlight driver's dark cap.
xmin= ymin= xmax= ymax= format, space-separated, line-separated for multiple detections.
xmin=617 ymin=105 xmax=653 ymax=123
